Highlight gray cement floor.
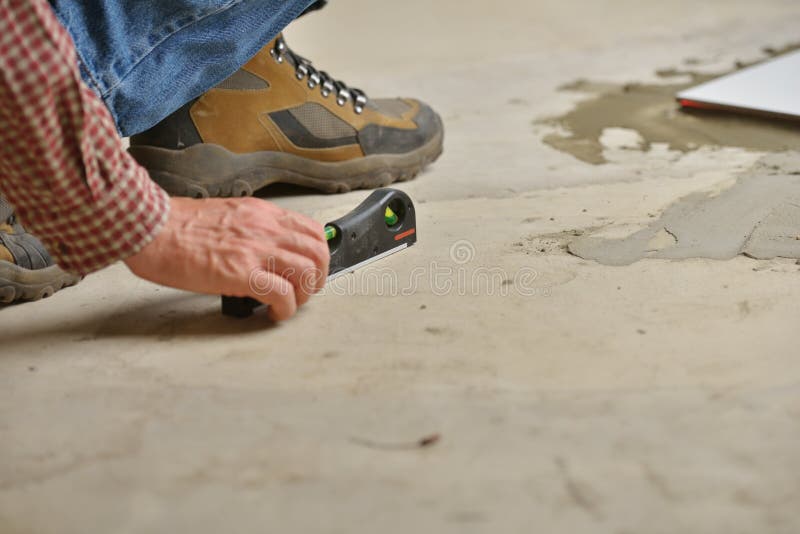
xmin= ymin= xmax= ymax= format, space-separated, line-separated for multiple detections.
xmin=2 ymin=1 xmax=800 ymax=533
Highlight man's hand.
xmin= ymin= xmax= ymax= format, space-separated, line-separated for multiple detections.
xmin=125 ymin=197 xmax=330 ymax=321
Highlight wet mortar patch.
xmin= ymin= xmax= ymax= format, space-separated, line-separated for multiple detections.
xmin=537 ymin=44 xmax=800 ymax=164
xmin=567 ymin=153 xmax=800 ymax=265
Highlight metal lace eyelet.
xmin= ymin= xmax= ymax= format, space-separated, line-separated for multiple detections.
xmin=354 ymin=105 xmax=364 ymax=114
xmin=337 ymin=89 xmax=351 ymax=107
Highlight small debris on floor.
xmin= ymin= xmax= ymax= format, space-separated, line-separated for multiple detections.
xmin=350 ymin=433 xmax=441 ymax=451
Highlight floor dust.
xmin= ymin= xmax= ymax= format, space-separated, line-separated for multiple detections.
xmin=568 ymin=153 xmax=800 ymax=265
xmin=513 ymin=228 xmax=602 ymax=256
xmin=538 ymin=45 xmax=800 ymax=164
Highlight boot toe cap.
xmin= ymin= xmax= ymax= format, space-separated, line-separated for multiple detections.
xmin=358 ymin=100 xmax=443 ymax=156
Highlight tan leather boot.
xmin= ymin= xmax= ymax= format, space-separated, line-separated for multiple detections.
xmin=0 ymin=197 xmax=80 ymax=303
xmin=130 ymin=34 xmax=444 ymax=197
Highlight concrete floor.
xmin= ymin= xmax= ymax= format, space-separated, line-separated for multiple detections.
xmin=2 ymin=1 xmax=800 ymax=532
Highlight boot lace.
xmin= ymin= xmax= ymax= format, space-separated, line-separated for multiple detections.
xmin=270 ymin=36 xmax=368 ymax=114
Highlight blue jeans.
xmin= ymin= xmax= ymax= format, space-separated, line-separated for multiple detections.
xmin=49 ymin=0 xmax=315 ymax=136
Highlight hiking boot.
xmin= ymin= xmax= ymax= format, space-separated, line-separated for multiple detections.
xmin=0 ymin=197 xmax=80 ymax=304
xmin=129 ymin=34 xmax=444 ymax=197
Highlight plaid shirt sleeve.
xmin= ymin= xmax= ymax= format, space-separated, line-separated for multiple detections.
xmin=0 ymin=0 xmax=170 ymax=275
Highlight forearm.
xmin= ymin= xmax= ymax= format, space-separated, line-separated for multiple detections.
xmin=0 ymin=0 xmax=169 ymax=275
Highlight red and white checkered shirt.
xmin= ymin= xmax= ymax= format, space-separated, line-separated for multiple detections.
xmin=0 ymin=0 xmax=169 ymax=275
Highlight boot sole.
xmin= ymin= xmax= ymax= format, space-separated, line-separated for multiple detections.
xmin=129 ymin=126 xmax=444 ymax=198
xmin=0 ymin=262 xmax=81 ymax=304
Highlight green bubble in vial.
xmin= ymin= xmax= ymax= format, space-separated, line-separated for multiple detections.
xmin=385 ymin=206 xmax=399 ymax=226
xmin=324 ymin=226 xmax=337 ymax=241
